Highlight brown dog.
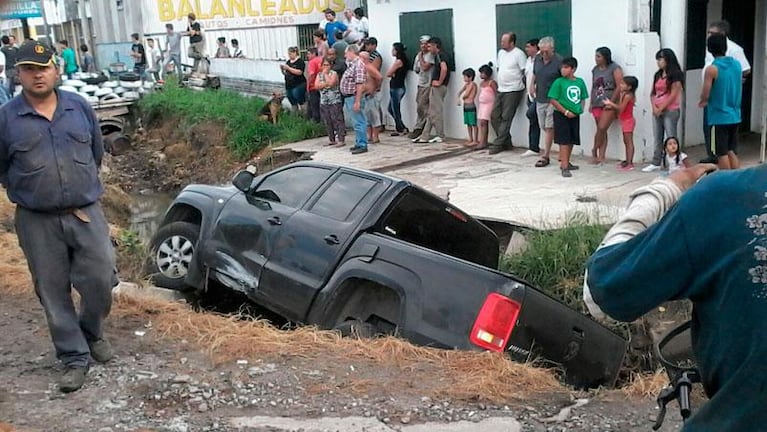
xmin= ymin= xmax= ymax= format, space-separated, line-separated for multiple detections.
xmin=259 ymin=92 xmax=285 ymax=124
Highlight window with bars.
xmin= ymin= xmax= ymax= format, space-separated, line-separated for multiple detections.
xmin=297 ymin=23 xmax=317 ymax=59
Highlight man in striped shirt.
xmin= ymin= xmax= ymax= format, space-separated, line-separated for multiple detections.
xmin=340 ymin=45 xmax=368 ymax=154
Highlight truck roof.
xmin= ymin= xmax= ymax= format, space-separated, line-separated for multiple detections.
xmin=283 ymin=160 xmax=413 ymax=187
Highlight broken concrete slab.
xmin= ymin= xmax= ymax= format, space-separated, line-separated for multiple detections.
xmin=228 ymin=415 xmax=394 ymax=431
xmin=112 ymin=281 xmax=188 ymax=303
xmin=402 ymin=417 xmax=521 ymax=432
xmin=228 ymin=415 xmax=522 ymax=432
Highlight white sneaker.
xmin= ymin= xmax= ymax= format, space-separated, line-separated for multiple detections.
xmin=521 ymin=149 xmax=539 ymax=157
xmin=641 ymin=164 xmax=661 ymax=173
xmin=428 ymin=136 xmax=443 ymax=143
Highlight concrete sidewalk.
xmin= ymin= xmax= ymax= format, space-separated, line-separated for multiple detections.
xmin=278 ymin=134 xmax=762 ymax=229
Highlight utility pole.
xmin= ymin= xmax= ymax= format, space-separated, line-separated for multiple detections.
xmin=41 ymin=0 xmax=52 ymax=45
xmin=78 ymin=0 xmax=91 ymax=48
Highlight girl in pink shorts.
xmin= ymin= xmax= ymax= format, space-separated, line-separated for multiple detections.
xmin=475 ymin=62 xmax=497 ymax=150
xmin=604 ymin=75 xmax=638 ymax=171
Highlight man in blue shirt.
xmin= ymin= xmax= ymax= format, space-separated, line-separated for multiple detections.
xmin=322 ymin=9 xmax=347 ymax=46
xmin=584 ymin=160 xmax=767 ymax=431
xmin=699 ymin=33 xmax=742 ymax=170
xmin=0 ymin=41 xmax=117 ymax=393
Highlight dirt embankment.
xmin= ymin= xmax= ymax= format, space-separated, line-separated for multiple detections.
xmin=0 ymin=118 xmax=690 ymax=431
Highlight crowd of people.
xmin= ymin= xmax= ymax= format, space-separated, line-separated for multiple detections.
xmin=270 ymin=16 xmax=750 ymax=175
xmin=277 ymin=8 xmax=451 ymax=155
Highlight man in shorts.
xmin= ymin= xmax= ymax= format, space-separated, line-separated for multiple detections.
xmin=699 ymin=33 xmax=742 ymax=170
xmin=360 ymin=51 xmax=383 ymax=143
xmin=530 ymin=36 xmax=563 ymax=168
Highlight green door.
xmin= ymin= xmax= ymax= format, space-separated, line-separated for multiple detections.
xmin=399 ymin=9 xmax=455 ymax=70
xmin=496 ymin=0 xmax=572 ymax=57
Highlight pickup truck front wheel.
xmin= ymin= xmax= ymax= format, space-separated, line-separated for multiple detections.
xmin=149 ymin=221 xmax=200 ymax=291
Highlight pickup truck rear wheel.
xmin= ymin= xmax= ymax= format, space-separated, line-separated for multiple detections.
xmin=149 ymin=221 xmax=200 ymax=291
xmin=334 ymin=319 xmax=376 ymax=339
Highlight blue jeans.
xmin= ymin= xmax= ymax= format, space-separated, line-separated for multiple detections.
xmin=344 ymin=96 xmax=368 ymax=149
xmin=162 ymin=53 xmax=183 ymax=80
xmin=388 ymin=86 xmax=407 ymax=132
xmin=286 ymin=83 xmax=307 ymax=107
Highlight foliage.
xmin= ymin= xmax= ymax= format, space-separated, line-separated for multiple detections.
xmin=117 ymin=229 xmax=143 ymax=255
xmin=499 ymin=213 xmax=609 ymax=313
xmin=138 ymin=82 xmax=325 ymax=158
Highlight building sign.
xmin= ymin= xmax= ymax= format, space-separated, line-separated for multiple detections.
xmin=0 ymin=0 xmax=43 ymax=19
xmin=144 ymin=0 xmax=349 ymax=32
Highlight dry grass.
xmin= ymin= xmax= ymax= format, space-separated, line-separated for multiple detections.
xmin=113 ymin=293 xmax=562 ymax=402
xmin=0 ymin=233 xmax=31 ymax=295
xmin=622 ymin=369 xmax=669 ymax=399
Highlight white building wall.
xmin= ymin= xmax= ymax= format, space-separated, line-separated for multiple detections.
xmin=368 ymin=0 xmax=659 ymax=163
xmin=751 ymin=0 xmax=766 ymax=138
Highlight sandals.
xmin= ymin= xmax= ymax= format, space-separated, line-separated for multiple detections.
xmin=535 ymin=157 xmax=550 ymax=168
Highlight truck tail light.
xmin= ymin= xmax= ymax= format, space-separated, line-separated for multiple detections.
xmin=470 ymin=293 xmax=521 ymax=352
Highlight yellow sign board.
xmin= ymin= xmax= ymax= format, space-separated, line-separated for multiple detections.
xmin=153 ymin=0 xmax=348 ymax=29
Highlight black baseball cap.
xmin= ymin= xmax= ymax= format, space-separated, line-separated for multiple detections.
xmin=15 ymin=40 xmax=56 ymax=67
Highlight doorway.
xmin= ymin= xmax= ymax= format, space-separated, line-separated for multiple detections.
xmin=722 ymin=0 xmax=756 ymax=130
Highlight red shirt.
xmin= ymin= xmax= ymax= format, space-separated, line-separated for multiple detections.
xmin=307 ymin=56 xmax=322 ymax=91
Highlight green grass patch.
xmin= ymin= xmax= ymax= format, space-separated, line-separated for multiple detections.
xmin=499 ymin=214 xmax=609 ymax=313
xmin=138 ymin=81 xmax=325 ymax=158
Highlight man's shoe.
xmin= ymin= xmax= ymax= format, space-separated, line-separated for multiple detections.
xmin=488 ymin=146 xmax=504 ymax=155
xmin=89 ymin=339 xmax=113 ymax=363
xmin=641 ymin=164 xmax=661 ymax=173
xmin=407 ymin=129 xmax=422 ymax=139
xmin=428 ymin=136 xmax=443 ymax=143
xmin=521 ymin=149 xmax=539 ymax=157
xmin=567 ymin=163 xmax=580 ymax=171
xmin=350 ymin=146 xmax=368 ymax=154
xmin=59 ymin=365 xmax=88 ymax=393
xmin=561 ymin=168 xmax=572 ymax=178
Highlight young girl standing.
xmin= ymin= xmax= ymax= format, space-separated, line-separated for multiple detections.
xmin=458 ymin=68 xmax=479 ymax=146
xmin=603 ymin=75 xmax=638 ymax=171
xmin=476 ymin=63 xmax=497 ymax=150
xmin=661 ymin=136 xmax=691 ymax=174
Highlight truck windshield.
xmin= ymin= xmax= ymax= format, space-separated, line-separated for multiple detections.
xmin=377 ymin=190 xmax=499 ymax=269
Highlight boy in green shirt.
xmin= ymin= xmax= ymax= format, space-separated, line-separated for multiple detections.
xmin=547 ymin=57 xmax=588 ymax=177
xmin=58 ymin=40 xmax=78 ymax=78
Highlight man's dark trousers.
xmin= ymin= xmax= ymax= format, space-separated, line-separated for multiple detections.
xmin=15 ymin=203 xmax=117 ymax=367
xmin=308 ymin=90 xmax=321 ymax=122
xmin=526 ymin=99 xmax=540 ymax=153
xmin=491 ymin=90 xmax=525 ymax=150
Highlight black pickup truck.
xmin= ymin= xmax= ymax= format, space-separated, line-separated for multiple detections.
xmin=148 ymin=161 xmax=626 ymax=388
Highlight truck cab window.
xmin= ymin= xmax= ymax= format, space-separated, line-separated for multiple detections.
xmin=310 ymin=173 xmax=379 ymax=221
xmin=253 ymin=166 xmax=332 ymax=208
xmin=378 ymin=190 xmax=499 ymax=268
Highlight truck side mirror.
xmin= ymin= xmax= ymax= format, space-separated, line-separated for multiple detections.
xmin=232 ymin=165 xmax=257 ymax=192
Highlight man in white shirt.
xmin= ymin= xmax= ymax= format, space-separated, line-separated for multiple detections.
xmin=0 ymin=49 xmax=7 ymax=103
xmin=490 ymin=32 xmax=527 ymax=155
xmin=701 ymin=20 xmax=751 ymax=163
xmin=0 ymin=48 xmax=5 ymax=79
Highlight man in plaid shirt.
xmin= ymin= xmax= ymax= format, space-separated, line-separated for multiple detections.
xmin=340 ymin=45 xmax=369 ymax=154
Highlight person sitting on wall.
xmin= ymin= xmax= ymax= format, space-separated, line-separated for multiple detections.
xmin=215 ymin=37 xmax=231 ymax=58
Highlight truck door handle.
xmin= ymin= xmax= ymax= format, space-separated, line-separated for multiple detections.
xmin=267 ymin=216 xmax=282 ymax=226
xmin=323 ymin=234 xmax=340 ymax=245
